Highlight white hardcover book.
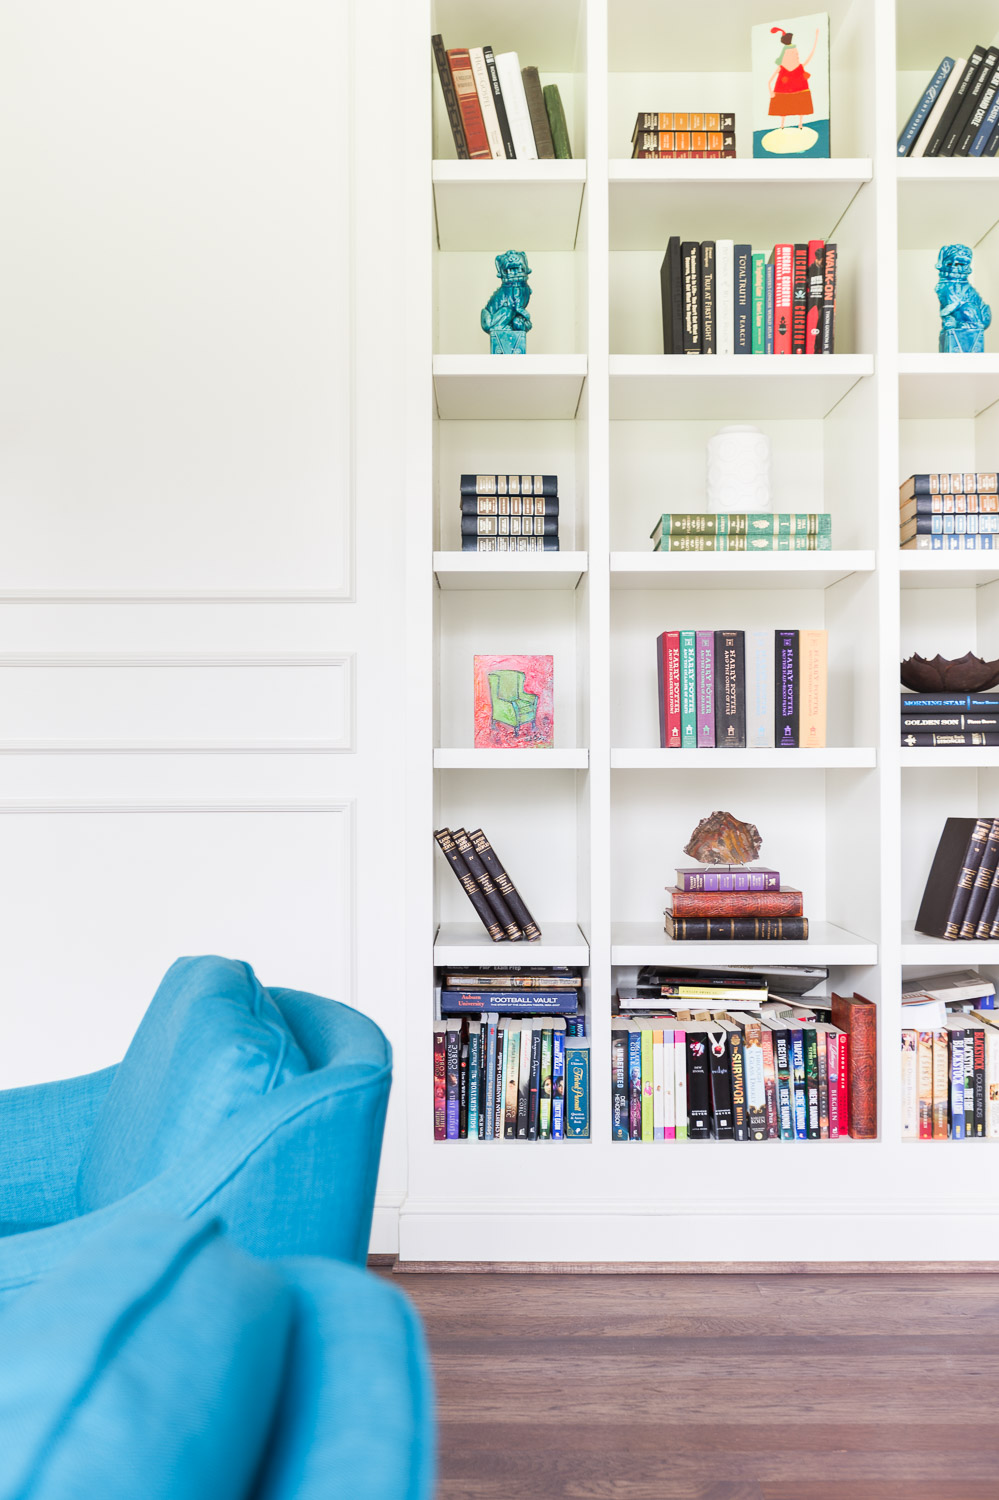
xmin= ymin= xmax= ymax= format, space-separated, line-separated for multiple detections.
xmin=495 ymin=52 xmax=538 ymax=160
xmin=900 ymin=1030 xmax=918 ymax=1138
xmin=652 ymin=1030 xmax=665 ymax=1139
xmin=745 ymin=626 xmax=773 ymax=747
xmin=469 ymin=47 xmax=503 ymax=160
xmin=715 ymin=240 xmax=734 ymax=356
xmin=910 ymin=59 xmax=964 ymax=158
xmin=662 ymin=1027 xmax=676 ymax=1135
xmin=674 ymin=1031 xmax=688 ymax=1139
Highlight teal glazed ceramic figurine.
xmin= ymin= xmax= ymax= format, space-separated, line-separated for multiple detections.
xmin=936 ymin=244 xmax=991 ymax=353
xmin=481 ymin=249 xmax=532 ymax=354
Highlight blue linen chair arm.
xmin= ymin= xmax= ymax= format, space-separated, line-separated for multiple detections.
xmin=0 ymin=1067 xmax=117 ymax=1228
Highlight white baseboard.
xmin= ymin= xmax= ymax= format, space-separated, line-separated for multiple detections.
xmin=369 ymin=1197 xmax=403 ymax=1256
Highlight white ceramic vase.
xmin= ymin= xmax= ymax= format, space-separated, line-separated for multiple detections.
xmin=705 ymin=425 xmax=772 ymax=513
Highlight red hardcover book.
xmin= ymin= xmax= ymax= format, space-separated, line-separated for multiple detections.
xmin=770 ymin=244 xmax=794 ymax=354
xmin=665 ymin=887 xmax=804 ymax=917
xmin=657 ymin=631 xmax=681 ymax=748
xmin=830 ymin=992 xmax=876 ymax=1139
xmin=446 ymin=48 xmax=492 ymax=159
xmin=433 ymin=1025 xmax=447 ymax=1140
xmin=791 ymin=243 xmax=808 ymax=353
xmin=804 ymin=240 xmax=825 ymax=354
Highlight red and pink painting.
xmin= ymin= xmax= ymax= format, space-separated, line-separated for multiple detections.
xmin=473 ymin=654 xmax=554 ymax=748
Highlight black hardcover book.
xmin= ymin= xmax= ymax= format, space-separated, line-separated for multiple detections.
xmin=805 ymin=242 xmax=825 ymax=353
xmin=459 ymin=1018 xmax=469 ymax=1137
xmin=660 ymin=237 xmax=684 ymax=354
xmin=914 ymin=816 xmax=992 ymax=939
xmin=434 ymin=828 xmax=504 ymax=941
xmin=791 ymin=243 xmax=808 ymax=353
xmin=958 ymin=56 xmax=999 ymax=154
xmin=681 ymin=240 xmax=701 ymax=353
xmin=461 ymin=516 xmax=559 ymax=536
xmin=926 ymin=48 xmax=985 ymax=155
xmin=974 ymin=1026 xmax=986 ymax=1136
xmin=482 ymin=45 xmax=516 ymax=158
xmin=900 ymin=714 xmax=999 ymax=730
xmin=611 ymin=1027 xmax=630 ymax=1140
xmin=686 ymin=1029 xmax=712 ymax=1139
xmin=820 ymin=243 xmax=837 ymax=353
xmin=986 ymin=120 xmax=999 ymax=156
xmin=527 ymin=1026 xmax=543 ymax=1138
xmin=707 ymin=1025 xmax=734 ymax=1139
xmin=803 ymin=1027 xmax=821 ymax=1139
xmin=461 ymin=537 xmax=560 ymax=552
xmin=902 ymin=732 xmax=999 ymax=746
xmin=729 ymin=1030 xmax=747 ymax=1141
xmin=494 ymin=1026 xmax=505 ymax=1137
xmin=978 ymin=859 xmax=999 ymax=938
xmin=431 ymin=34 xmax=469 ymax=159
xmin=713 ymin=629 xmax=746 ymax=748
xmin=521 ymin=65 xmax=555 ymax=159
xmin=452 ymin=827 xmax=522 ymax=940
xmin=461 ymin=495 xmax=559 ymax=515
xmin=665 ymin=915 xmax=810 ymax=940
xmin=943 ymin=47 xmax=998 ymax=155
xmin=700 ymin=241 xmax=716 ymax=353
xmin=470 ymin=830 xmax=542 ymax=940
xmin=733 ymin=244 xmax=752 ymax=353
xmin=775 ymin=629 xmax=799 ymax=748
xmin=460 ymin=474 xmax=559 ymax=495
xmin=960 ymin=818 xmax=999 ymax=937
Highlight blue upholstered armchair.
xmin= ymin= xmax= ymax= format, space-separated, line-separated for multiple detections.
xmin=0 ymin=956 xmax=391 ymax=1301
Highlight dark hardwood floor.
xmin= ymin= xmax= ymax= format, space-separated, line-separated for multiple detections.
xmin=389 ymin=1269 xmax=999 ymax=1500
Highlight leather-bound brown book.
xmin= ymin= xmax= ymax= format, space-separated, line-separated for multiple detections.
xmin=666 ymin=887 xmax=803 ymax=918
xmin=830 ymin=991 xmax=877 ymax=1139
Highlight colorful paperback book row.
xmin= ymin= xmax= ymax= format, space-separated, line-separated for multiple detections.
xmin=915 ymin=817 xmax=999 ymax=938
xmin=656 ymin=628 xmax=828 ymax=751
xmin=431 ymin=35 xmax=571 ymax=161
xmin=434 ymin=970 xmax=588 ymax=1140
xmin=901 ymin=691 xmax=999 ymax=748
xmin=652 ymin=512 xmax=832 ymax=553
xmin=663 ymin=861 xmax=809 ymax=942
xmin=632 ymin=110 xmax=736 ymax=159
xmin=460 ymin=473 xmax=559 ymax=553
xmin=897 ymin=43 xmax=999 ymax=158
xmin=901 ymin=1017 xmax=999 ymax=1138
xmin=900 ymin=472 xmax=999 ymax=551
xmin=660 ymin=237 xmax=837 ymax=356
xmin=612 ymin=990 xmax=876 ymax=1141
xmin=434 ymin=827 xmax=541 ymax=943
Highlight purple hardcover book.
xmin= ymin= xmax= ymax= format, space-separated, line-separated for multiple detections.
xmin=695 ymin=630 xmax=715 ymax=746
xmin=675 ymin=865 xmax=781 ymax=892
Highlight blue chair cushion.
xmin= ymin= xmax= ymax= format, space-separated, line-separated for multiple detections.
xmin=0 ymin=1213 xmax=292 ymax=1500
xmin=77 ymin=956 xmax=308 ymax=1213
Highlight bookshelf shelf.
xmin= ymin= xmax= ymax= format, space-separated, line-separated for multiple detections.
xmin=896 ymin=166 xmax=999 ymax=250
xmin=897 ymin=356 xmax=999 ymax=420
xmin=610 ymin=551 xmax=875 ymax=591
xmin=433 ymin=748 xmax=588 ymax=769
xmin=611 ymin=921 xmax=877 ymax=969
xmin=898 ymin=555 xmax=999 ymax=590
xmin=609 ymin=355 xmax=873 ymax=421
xmin=611 ymin=748 xmax=877 ymax=770
xmin=900 ymin=923 xmax=999 ymax=966
xmin=434 ymin=552 xmax=587 ymax=590
xmin=433 ymin=355 xmax=587 ymax=420
xmin=433 ymin=161 xmax=587 ymax=251
xmin=434 ymin=921 xmax=589 ymax=967
xmin=900 ymin=749 xmax=999 ymax=770
xmin=609 ymin=159 xmax=873 ymax=251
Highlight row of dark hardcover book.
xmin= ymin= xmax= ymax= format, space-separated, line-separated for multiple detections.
xmin=901 ymin=692 xmax=999 ymax=749
xmin=900 ymin=472 xmax=999 ymax=551
xmin=632 ymin=110 xmax=736 ymax=158
xmin=652 ymin=511 xmax=832 ymax=553
xmin=459 ymin=473 xmax=559 ymax=552
xmin=902 ymin=1016 xmax=999 ymax=1138
xmin=660 ymin=238 xmax=837 ymax=356
xmin=612 ymin=989 xmax=876 ymax=1140
xmin=431 ymin=36 xmax=570 ymax=161
xmin=915 ymin=817 xmax=999 ymax=937
xmin=898 ymin=44 xmax=999 ymax=158
xmin=434 ymin=969 xmax=588 ymax=1140
xmin=656 ymin=628 xmax=827 ymax=750
xmin=434 ymin=827 xmax=541 ymax=942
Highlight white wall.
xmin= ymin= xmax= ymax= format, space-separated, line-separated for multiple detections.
xmin=0 ymin=0 xmax=409 ymax=1248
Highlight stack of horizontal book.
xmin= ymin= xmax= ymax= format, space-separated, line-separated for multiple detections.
xmin=915 ymin=817 xmax=999 ymax=938
xmin=660 ymin=237 xmax=836 ymax=356
xmin=434 ymin=968 xmax=587 ymax=1141
xmin=897 ymin=44 xmax=999 ymax=159
xmin=900 ymin=472 xmax=999 ymax=551
xmin=632 ymin=111 xmax=736 ymax=158
xmin=657 ymin=628 xmax=827 ymax=750
xmin=665 ymin=863 xmax=808 ymax=942
xmin=612 ymin=982 xmax=876 ymax=1141
xmin=434 ymin=827 xmax=541 ymax=942
xmin=461 ymin=473 xmax=559 ymax=553
xmin=652 ymin=513 xmax=831 ymax=553
xmin=901 ymin=691 xmax=999 ymax=747
xmin=432 ymin=36 xmax=571 ymax=160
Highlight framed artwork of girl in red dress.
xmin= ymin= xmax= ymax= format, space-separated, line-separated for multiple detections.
xmin=752 ymin=13 xmax=830 ymax=158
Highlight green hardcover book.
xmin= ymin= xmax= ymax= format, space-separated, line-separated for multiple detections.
xmin=539 ymin=1027 xmax=553 ymax=1138
xmin=652 ymin=513 xmax=831 ymax=539
xmin=655 ymin=534 xmax=832 ymax=552
xmin=679 ymin=630 xmax=697 ymax=748
xmin=565 ymin=1038 xmax=590 ymax=1137
xmin=803 ymin=1026 xmax=821 ymax=1139
xmin=641 ymin=1027 xmax=654 ymax=1141
xmin=543 ymin=84 xmax=572 ymax=159
xmin=751 ymin=253 xmax=766 ymax=353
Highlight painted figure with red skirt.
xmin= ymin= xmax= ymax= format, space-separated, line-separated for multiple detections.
xmin=767 ymin=25 xmax=820 ymax=131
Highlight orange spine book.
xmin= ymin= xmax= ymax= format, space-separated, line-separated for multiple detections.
xmin=799 ymin=629 xmax=828 ymax=748
xmin=932 ymin=1028 xmax=950 ymax=1138
xmin=447 ymin=48 xmax=492 ymax=159
xmin=917 ymin=1030 xmax=934 ymax=1138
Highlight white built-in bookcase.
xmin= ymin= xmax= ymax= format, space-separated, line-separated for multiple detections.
xmin=401 ymin=0 xmax=999 ymax=1263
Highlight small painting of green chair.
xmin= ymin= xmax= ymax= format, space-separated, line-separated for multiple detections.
xmin=488 ymin=669 xmax=538 ymax=736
